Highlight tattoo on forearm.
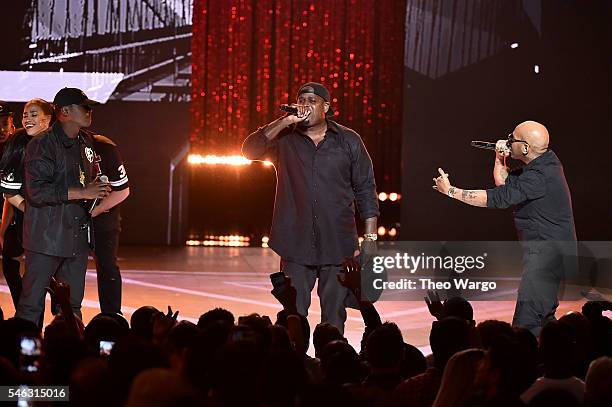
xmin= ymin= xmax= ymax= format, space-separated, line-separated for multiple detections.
xmin=461 ymin=190 xmax=477 ymax=200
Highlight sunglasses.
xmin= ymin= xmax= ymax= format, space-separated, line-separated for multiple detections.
xmin=507 ymin=133 xmax=529 ymax=147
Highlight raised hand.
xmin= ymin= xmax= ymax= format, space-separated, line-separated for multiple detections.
xmin=271 ymin=276 xmax=298 ymax=314
xmin=45 ymin=276 xmax=71 ymax=307
xmin=425 ymin=290 xmax=445 ymax=320
xmin=432 ymin=167 xmax=451 ymax=195
xmin=152 ymin=306 xmax=179 ymax=344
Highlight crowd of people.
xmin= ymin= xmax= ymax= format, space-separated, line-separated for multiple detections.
xmin=0 ymin=260 xmax=610 ymax=407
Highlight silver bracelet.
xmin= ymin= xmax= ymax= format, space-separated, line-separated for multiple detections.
xmin=447 ymin=186 xmax=456 ymax=198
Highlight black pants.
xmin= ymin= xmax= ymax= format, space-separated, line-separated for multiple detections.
xmin=16 ymin=250 xmax=88 ymax=326
xmin=2 ymin=222 xmax=23 ymax=308
xmin=512 ymin=242 xmax=576 ymax=337
xmin=281 ymin=259 xmax=358 ymax=335
xmin=93 ymin=227 xmax=122 ymax=314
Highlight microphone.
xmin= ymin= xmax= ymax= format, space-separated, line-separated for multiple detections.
xmin=470 ymin=141 xmax=498 ymax=151
xmin=279 ymin=104 xmax=298 ymax=115
xmin=89 ymin=175 xmax=109 ymax=213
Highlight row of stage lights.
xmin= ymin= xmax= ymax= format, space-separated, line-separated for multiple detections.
xmin=188 ymin=154 xmax=400 ymax=202
xmin=378 ymin=192 xmax=401 ymax=202
xmin=187 ymin=229 xmax=399 ymax=247
xmin=186 ymin=235 xmax=251 ymax=247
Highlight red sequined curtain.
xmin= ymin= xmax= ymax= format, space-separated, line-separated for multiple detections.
xmin=191 ymin=0 xmax=406 ymax=191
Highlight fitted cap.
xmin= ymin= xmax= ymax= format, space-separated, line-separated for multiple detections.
xmin=0 ymin=101 xmax=13 ymax=117
xmin=297 ymin=82 xmax=335 ymax=117
xmin=53 ymin=87 xmax=100 ymax=107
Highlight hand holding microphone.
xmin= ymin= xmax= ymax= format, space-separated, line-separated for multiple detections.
xmin=471 ymin=139 xmax=511 ymax=157
xmin=279 ymin=104 xmax=311 ymax=123
xmin=495 ymin=140 xmax=511 ymax=159
xmin=87 ymin=175 xmax=111 ymax=213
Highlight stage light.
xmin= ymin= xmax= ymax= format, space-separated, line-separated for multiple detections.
xmin=378 ymin=192 xmax=388 ymax=201
xmin=378 ymin=226 xmax=386 ymax=236
xmin=534 ymin=65 xmax=540 ymax=74
xmin=188 ymin=154 xmax=274 ymax=167
xmin=188 ymin=154 xmax=252 ymax=166
xmin=262 ymin=236 xmax=269 ymax=243
xmin=388 ymin=228 xmax=397 ymax=237
xmin=389 ymin=192 xmax=399 ymax=201
xmin=510 ymin=43 xmax=519 ymax=49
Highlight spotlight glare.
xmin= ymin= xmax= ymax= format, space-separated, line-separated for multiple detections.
xmin=389 ymin=192 xmax=398 ymax=201
xmin=510 ymin=42 xmax=519 ymax=49
xmin=378 ymin=192 xmax=388 ymax=201
xmin=534 ymin=65 xmax=540 ymax=74
xmin=188 ymin=154 xmax=252 ymax=166
xmin=377 ymin=226 xmax=386 ymax=236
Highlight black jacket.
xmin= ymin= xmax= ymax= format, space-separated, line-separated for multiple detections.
xmin=24 ymin=121 xmax=98 ymax=257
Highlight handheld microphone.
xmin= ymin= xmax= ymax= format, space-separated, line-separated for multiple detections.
xmin=470 ymin=141 xmax=498 ymax=151
xmin=89 ymin=175 xmax=109 ymax=213
xmin=279 ymin=104 xmax=298 ymax=115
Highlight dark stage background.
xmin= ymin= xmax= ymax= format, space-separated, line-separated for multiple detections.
xmin=188 ymin=0 xmax=406 ymax=241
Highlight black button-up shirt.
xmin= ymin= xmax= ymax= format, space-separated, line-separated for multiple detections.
xmin=242 ymin=120 xmax=379 ymax=265
xmin=24 ymin=121 xmax=97 ymax=257
xmin=486 ymin=150 xmax=576 ymax=241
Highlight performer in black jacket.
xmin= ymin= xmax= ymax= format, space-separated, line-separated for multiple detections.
xmin=16 ymin=88 xmax=110 ymax=326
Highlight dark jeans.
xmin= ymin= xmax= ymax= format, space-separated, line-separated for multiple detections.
xmin=93 ymin=227 xmax=122 ymax=314
xmin=512 ymin=243 xmax=572 ymax=337
xmin=2 ymin=222 xmax=24 ymax=308
xmin=281 ymin=259 xmax=357 ymax=334
xmin=16 ymin=250 xmax=88 ymax=326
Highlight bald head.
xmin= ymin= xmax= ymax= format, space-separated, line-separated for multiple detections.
xmin=514 ymin=121 xmax=550 ymax=156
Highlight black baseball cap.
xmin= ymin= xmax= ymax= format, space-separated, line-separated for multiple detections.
xmin=53 ymin=87 xmax=100 ymax=107
xmin=297 ymin=82 xmax=335 ymax=116
xmin=0 ymin=101 xmax=13 ymax=117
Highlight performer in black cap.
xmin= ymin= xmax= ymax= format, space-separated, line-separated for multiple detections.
xmin=242 ymin=82 xmax=379 ymax=333
xmin=16 ymin=88 xmax=110 ymax=326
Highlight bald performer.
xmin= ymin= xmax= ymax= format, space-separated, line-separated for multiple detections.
xmin=433 ymin=121 xmax=576 ymax=336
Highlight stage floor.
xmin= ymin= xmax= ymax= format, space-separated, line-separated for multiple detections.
xmin=0 ymin=246 xmax=591 ymax=354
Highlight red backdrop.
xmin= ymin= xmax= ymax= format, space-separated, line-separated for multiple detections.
xmin=191 ymin=0 xmax=406 ymax=191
